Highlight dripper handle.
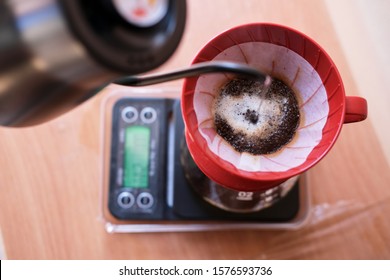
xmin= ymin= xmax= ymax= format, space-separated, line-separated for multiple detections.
xmin=344 ymin=96 xmax=368 ymax=123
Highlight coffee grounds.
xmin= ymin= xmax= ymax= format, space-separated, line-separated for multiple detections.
xmin=214 ymin=78 xmax=300 ymax=155
xmin=245 ymin=109 xmax=259 ymax=124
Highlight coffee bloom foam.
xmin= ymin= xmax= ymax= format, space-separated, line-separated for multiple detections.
xmin=193 ymin=42 xmax=329 ymax=172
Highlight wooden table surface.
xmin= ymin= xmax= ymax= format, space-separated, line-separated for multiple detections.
xmin=1 ymin=0 xmax=389 ymax=259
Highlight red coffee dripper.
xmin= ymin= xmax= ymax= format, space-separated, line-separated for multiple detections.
xmin=182 ymin=23 xmax=368 ymax=192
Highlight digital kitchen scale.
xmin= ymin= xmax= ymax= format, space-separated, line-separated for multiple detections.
xmin=100 ymin=88 xmax=310 ymax=233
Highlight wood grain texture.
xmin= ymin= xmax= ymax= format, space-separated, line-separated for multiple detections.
xmin=0 ymin=0 xmax=389 ymax=259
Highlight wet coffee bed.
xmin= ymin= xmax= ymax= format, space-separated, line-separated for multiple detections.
xmin=213 ymin=78 xmax=300 ymax=155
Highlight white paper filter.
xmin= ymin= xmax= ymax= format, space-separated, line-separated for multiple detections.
xmin=193 ymin=42 xmax=329 ymax=172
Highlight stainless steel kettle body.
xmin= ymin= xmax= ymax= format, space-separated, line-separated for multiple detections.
xmin=0 ymin=0 xmax=186 ymax=126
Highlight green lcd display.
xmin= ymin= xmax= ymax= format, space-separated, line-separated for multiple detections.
xmin=123 ymin=126 xmax=150 ymax=188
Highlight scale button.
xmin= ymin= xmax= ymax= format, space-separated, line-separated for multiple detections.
xmin=140 ymin=107 xmax=157 ymax=123
xmin=137 ymin=192 xmax=154 ymax=209
xmin=121 ymin=106 xmax=138 ymax=123
xmin=117 ymin=192 xmax=135 ymax=209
